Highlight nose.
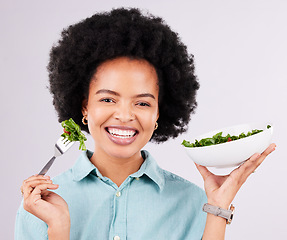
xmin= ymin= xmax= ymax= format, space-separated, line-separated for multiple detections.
xmin=114 ymin=102 xmax=135 ymax=123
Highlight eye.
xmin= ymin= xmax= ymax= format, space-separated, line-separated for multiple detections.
xmin=100 ymin=98 xmax=115 ymax=103
xmin=136 ymin=102 xmax=150 ymax=107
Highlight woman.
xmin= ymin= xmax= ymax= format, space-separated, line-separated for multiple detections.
xmin=16 ymin=8 xmax=275 ymax=240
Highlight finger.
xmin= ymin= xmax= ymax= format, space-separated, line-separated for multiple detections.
xmin=23 ymin=175 xmax=50 ymax=184
xmin=31 ymin=183 xmax=59 ymax=201
xmin=22 ymin=179 xmax=53 ymax=199
xmin=24 ymin=179 xmax=53 ymax=191
xmin=22 ymin=178 xmax=52 ymax=191
xmin=33 ymin=183 xmax=59 ymax=194
xmin=236 ymin=143 xmax=276 ymax=180
xmin=248 ymin=143 xmax=276 ymax=171
xmin=228 ymin=153 xmax=261 ymax=186
xmin=24 ymin=183 xmax=58 ymax=201
xmin=23 ymin=183 xmax=59 ymax=214
xmin=194 ymin=162 xmax=214 ymax=181
xmin=22 ymin=175 xmax=51 ymax=190
xmin=258 ymin=143 xmax=276 ymax=164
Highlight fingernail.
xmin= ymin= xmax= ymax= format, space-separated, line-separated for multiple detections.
xmin=43 ymin=176 xmax=50 ymax=179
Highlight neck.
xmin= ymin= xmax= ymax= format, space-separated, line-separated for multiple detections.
xmin=90 ymin=150 xmax=144 ymax=187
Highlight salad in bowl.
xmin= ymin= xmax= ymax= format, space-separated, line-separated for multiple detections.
xmin=182 ymin=122 xmax=273 ymax=168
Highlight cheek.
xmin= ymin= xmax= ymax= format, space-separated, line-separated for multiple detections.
xmin=141 ymin=112 xmax=158 ymax=130
xmin=87 ymin=106 xmax=110 ymax=129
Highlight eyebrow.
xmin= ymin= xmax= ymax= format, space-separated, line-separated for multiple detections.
xmin=96 ymin=89 xmax=120 ymax=96
xmin=96 ymin=89 xmax=155 ymax=99
xmin=135 ymin=93 xmax=155 ymax=99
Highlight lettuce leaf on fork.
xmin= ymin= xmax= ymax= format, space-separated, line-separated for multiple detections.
xmin=61 ymin=118 xmax=87 ymax=151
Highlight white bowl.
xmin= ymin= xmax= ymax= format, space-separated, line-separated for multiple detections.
xmin=183 ymin=122 xmax=273 ymax=168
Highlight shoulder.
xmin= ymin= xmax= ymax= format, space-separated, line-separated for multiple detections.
xmin=161 ymin=168 xmax=207 ymax=200
xmin=51 ymin=150 xmax=93 ymax=185
xmin=52 ymin=168 xmax=73 ymax=184
xmin=143 ymin=150 xmax=206 ymax=201
xmin=161 ymin=168 xmax=204 ymax=191
xmin=51 ymin=169 xmax=79 ymax=196
xmin=158 ymin=168 xmax=207 ymax=227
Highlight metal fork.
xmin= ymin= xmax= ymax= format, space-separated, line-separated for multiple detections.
xmin=38 ymin=137 xmax=75 ymax=175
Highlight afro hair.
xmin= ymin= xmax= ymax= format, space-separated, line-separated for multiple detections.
xmin=48 ymin=8 xmax=199 ymax=143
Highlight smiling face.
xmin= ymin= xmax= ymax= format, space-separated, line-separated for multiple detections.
xmin=82 ymin=57 xmax=159 ymax=161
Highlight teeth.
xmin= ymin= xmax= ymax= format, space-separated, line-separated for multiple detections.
xmin=108 ymin=128 xmax=136 ymax=138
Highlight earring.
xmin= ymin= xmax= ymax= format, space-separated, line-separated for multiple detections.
xmin=82 ymin=116 xmax=88 ymax=125
xmin=154 ymin=122 xmax=158 ymax=130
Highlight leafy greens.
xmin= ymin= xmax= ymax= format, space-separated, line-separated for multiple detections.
xmin=61 ymin=118 xmax=87 ymax=151
xmin=182 ymin=125 xmax=271 ymax=148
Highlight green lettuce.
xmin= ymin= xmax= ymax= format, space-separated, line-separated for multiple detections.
xmin=182 ymin=125 xmax=271 ymax=148
xmin=61 ymin=118 xmax=87 ymax=151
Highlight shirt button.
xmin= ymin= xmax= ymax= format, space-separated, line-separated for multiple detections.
xmin=116 ymin=191 xmax=121 ymax=197
xmin=114 ymin=236 xmax=120 ymax=240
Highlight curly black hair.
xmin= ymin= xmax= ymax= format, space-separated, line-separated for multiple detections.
xmin=48 ymin=8 xmax=199 ymax=143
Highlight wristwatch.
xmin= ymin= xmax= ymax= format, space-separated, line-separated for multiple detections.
xmin=202 ymin=203 xmax=235 ymax=224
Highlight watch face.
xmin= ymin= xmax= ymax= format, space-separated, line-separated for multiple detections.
xmin=227 ymin=214 xmax=233 ymax=224
xmin=227 ymin=204 xmax=235 ymax=224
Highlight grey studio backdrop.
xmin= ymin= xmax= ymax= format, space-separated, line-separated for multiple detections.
xmin=1 ymin=0 xmax=286 ymax=239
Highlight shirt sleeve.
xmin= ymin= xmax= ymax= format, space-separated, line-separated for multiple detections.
xmin=15 ymin=201 xmax=48 ymax=240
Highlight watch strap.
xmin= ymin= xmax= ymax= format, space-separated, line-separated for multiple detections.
xmin=202 ymin=203 xmax=235 ymax=224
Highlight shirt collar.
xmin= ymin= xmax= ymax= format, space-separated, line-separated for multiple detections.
xmin=72 ymin=150 xmax=96 ymax=181
xmin=72 ymin=150 xmax=165 ymax=191
xmin=130 ymin=150 xmax=165 ymax=191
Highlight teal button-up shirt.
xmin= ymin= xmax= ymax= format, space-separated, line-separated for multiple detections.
xmin=15 ymin=150 xmax=207 ymax=240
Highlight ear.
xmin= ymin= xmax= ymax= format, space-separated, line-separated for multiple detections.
xmin=82 ymin=98 xmax=88 ymax=116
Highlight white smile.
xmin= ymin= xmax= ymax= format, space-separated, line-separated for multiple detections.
xmin=107 ymin=128 xmax=137 ymax=139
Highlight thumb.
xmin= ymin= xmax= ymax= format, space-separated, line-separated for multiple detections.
xmin=194 ymin=162 xmax=213 ymax=181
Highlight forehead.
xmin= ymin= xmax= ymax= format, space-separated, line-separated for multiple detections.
xmin=90 ymin=57 xmax=159 ymax=95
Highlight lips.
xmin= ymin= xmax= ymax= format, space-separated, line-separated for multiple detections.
xmin=105 ymin=126 xmax=138 ymax=145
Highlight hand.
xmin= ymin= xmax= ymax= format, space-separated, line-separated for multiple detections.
xmin=21 ymin=175 xmax=70 ymax=229
xmin=195 ymin=143 xmax=276 ymax=209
